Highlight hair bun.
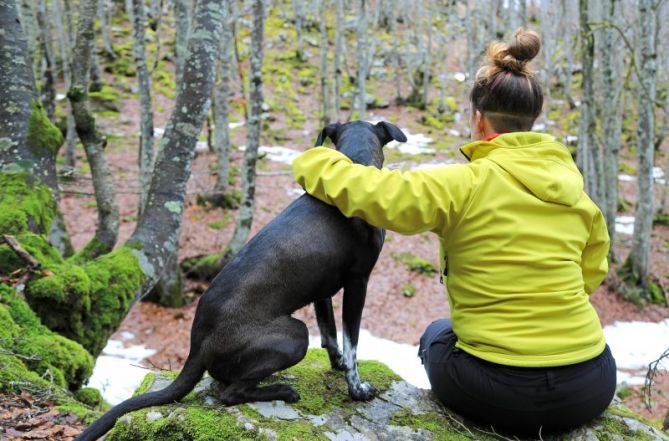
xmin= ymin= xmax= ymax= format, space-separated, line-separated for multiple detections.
xmin=507 ymin=29 xmax=541 ymax=62
xmin=486 ymin=29 xmax=540 ymax=76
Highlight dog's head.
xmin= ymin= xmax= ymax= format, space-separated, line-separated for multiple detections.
xmin=314 ymin=121 xmax=407 ymax=167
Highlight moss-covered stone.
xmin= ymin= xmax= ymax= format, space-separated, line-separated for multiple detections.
xmin=103 ymin=349 xmax=669 ymax=441
xmin=0 ymin=172 xmax=57 ymax=235
xmin=75 ymin=387 xmax=104 ymax=407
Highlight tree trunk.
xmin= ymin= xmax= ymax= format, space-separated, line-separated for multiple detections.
xmin=293 ymin=0 xmax=306 ymax=62
xmin=333 ymin=0 xmax=344 ymax=120
xmin=625 ymin=0 xmax=657 ymax=294
xmin=211 ymin=0 xmax=234 ymax=201
xmin=129 ymin=0 xmax=226 ymax=292
xmin=577 ymin=0 xmax=599 ymax=204
xmin=319 ymin=0 xmax=330 ymax=125
xmin=224 ymin=0 xmax=265 ymax=257
xmin=0 ymin=0 xmax=60 ymax=195
xmin=561 ymin=0 xmax=577 ymax=109
xmin=356 ymin=0 xmax=368 ymax=120
xmin=421 ymin=0 xmax=433 ymax=108
xmin=67 ymin=0 xmax=119 ymax=260
xmin=36 ymin=0 xmax=57 ymax=120
xmin=174 ymin=0 xmax=192 ymax=83
xmin=128 ymin=0 xmax=155 ymax=217
xmin=389 ymin=0 xmax=402 ymax=104
xmin=99 ymin=0 xmax=116 ymax=58
xmin=600 ymin=0 xmax=624 ymax=258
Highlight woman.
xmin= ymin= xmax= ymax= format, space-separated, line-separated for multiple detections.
xmin=292 ymin=29 xmax=616 ymax=435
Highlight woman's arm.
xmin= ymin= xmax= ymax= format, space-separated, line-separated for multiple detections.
xmin=580 ymin=210 xmax=610 ymax=295
xmin=293 ymin=147 xmax=475 ymax=235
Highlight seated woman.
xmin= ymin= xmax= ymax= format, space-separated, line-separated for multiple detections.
xmin=292 ymin=29 xmax=616 ymax=435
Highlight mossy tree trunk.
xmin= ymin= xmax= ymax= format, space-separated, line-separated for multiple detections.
xmin=67 ymin=0 xmax=119 ymax=260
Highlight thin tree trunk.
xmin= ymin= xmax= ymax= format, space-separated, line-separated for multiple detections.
xmin=67 ymin=0 xmax=119 ymax=259
xmin=128 ymin=0 xmax=155 ymax=217
xmin=130 ymin=0 xmax=226 ymax=294
xmin=577 ymin=0 xmax=598 ymax=203
xmin=422 ymin=0 xmax=433 ymax=108
xmin=89 ymin=43 xmax=104 ymax=92
xmin=225 ymin=0 xmax=265 ymax=256
xmin=174 ymin=0 xmax=192 ymax=83
xmin=561 ymin=0 xmax=576 ymax=109
xmin=99 ymin=0 xmax=116 ymax=58
xmin=293 ymin=0 xmax=306 ymax=62
xmin=389 ymin=0 xmax=402 ymax=104
xmin=600 ymin=0 xmax=624 ymax=258
xmin=356 ymin=0 xmax=368 ymax=120
xmin=333 ymin=0 xmax=344 ymax=120
xmin=319 ymin=0 xmax=330 ymax=125
xmin=211 ymin=0 xmax=234 ymax=200
xmin=36 ymin=0 xmax=57 ymax=120
xmin=626 ymin=0 xmax=657 ymax=292
xmin=53 ymin=0 xmax=77 ymax=169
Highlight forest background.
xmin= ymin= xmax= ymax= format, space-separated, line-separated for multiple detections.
xmin=1 ymin=0 xmax=669 ymax=438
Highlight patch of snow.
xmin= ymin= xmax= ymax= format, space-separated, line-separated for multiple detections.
xmin=533 ymin=123 xmax=546 ymax=132
xmin=119 ymin=331 xmax=135 ymax=341
xmin=56 ymin=93 xmax=67 ymax=101
xmin=87 ymin=339 xmax=156 ymax=405
xmin=387 ymin=130 xmax=435 ymax=155
xmin=615 ymin=216 xmax=635 ymax=235
xmin=563 ymin=135 xmax=578 ymax=145
xmin=654 ymin=167 xmax=666 ymax=185
xmin=259 ymin=146 xmax=302 ymax=165
xmin=308 ymin=329 xmax=430 ymax=389
xmin=618 ymin=174 xmax=636 ymax=182
xmin=287 ymin=188 xmax=305 ymax=198
xmin=453 ymin=72 xmax=466 ymax=82
xmin=604 ymin=319 xmax=669 ymax=384
xmin=447 ymin=129 xmax=461 ymax=138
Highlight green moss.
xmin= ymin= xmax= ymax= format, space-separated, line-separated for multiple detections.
xmin=75 ymin=387 xmax=103 ymax=407
xmin=56 ymin=402 xmax=103 ymax=425
xmin=271 ymin=349 xmax=400 ymax=416
xmin=1 ymin=283 xmax=93 ymax=391
xmin=106 ymin=407 xmax=264 ymax=441
xmin=401 ymin=284 xmax=416 ymax=298
xmin=0 ymin=172 xmax=57 ymax=235
xmin=27 ymin=101 xmax=64 ymax=154
xmin=181 ymin=252 xmax=225 ymax=280
xmin=392 ymin=252 xmax=438 ymax=276
xmin=597 ymin=415 xmax=655 ymax=440
xmin=390 ymin=409 xmax=491 ymax=441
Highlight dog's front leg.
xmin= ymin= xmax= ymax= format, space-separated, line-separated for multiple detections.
xmin=342 ymin=276 xmax=376 ymax=401
xmin=314 ymin=298 xmax=345 ymax=370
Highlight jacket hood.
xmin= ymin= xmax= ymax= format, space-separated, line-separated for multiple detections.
xmin=460 ymin=132 xmax=584 ymax=206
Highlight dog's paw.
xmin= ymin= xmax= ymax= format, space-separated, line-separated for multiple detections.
xmin=349 ymin=382 xmax=376 ymax=401
xmin=281 ymin=385 xmax=301 ymax=403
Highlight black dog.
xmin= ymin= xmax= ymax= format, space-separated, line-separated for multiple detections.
xmin=76 ymin=121 xmax=407 ymax=441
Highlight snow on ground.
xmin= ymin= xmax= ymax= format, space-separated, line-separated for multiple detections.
xmin=86 ymin=333 xmax=156 ymax=405
xmin=615 ymin=215 xmax=635 ymax=235
xmin=88 ymin=321 xmax=668 ymax=405
xmin=386 ymin=130 xmax=436 ymax=155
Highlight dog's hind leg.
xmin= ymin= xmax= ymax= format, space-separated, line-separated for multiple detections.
xmin=314 ymin=298 xmax=344 ymax=370
xmin=217 ymin=316 xmax=309 ymax=406
xmin=341 ymin=276 xmax=376 ymax=401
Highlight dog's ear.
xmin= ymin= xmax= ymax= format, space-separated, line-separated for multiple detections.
xmin=375 ymin=121 xmax=408 ymax=145
xmin=315 ymin=123 xmax=342 ymax=147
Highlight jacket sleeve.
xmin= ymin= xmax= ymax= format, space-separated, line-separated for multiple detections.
xmin=292 ymin=147 xmax=474 ymax=235
xmin=581 ymin=210 xmax=610 ymax=295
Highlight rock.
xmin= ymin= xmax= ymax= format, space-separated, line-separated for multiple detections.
xmin=105 ymin=349 xmax=669 ymax=441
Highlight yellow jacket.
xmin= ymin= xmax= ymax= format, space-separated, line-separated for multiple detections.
xmin=293 ymin=132 xmax=609 ymax=367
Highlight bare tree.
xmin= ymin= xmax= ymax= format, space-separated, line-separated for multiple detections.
xmin=128 ymin=0 xmax=155 ymax=216
xmin=421 ymin=0 xmax=434 ymax=108
xmin=99 ymin=0 xmax=117 ymax=58
xmin=355 ymin=0 xmax=369 ymax=120
xmin=174 ymin=0 xmax=192 ymax=82
xmin=225 ymin=0 xmax=265 ymax=255
xmin=333 ymin=0 xmax=344 ymax=120
xmin=319 ymin=0 xmax=331 ymax=124
xmin=624 ymin=0 xmax=657 ymax=296
xmin=577 ymin=0 xmax=599 ymax=204
xmin=293 ymin=0 xmax=306 ymax=62
xmin=599 ymin=0 xmax=624 ymax=257
xmin=67 ymin=0 xmax=119 ymax=260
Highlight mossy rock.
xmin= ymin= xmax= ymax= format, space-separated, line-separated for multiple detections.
xmin=104 ymin=349 xmax=669 ymax=440
xmin=0 ymin=172 xmax=57 ymax=235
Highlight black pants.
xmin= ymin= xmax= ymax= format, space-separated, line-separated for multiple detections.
xmin=418 ymin=319 xmax=617 ymax=435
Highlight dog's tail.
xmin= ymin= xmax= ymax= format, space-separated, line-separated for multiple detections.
xmin=75 ymin=353 xmax=206 ymax=441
